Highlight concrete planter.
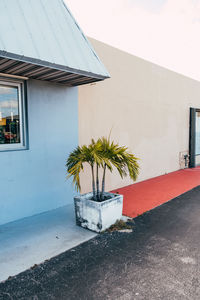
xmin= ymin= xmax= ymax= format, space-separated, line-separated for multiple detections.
xmin=74 ymin=192 xmax=123 ymax=233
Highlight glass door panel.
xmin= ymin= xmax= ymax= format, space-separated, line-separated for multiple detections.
xmin=195 ymin=111 xmax=200 ymax=166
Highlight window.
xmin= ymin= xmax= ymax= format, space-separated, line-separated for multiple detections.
xmin=0 ymin=80 xmax=27 ymax=151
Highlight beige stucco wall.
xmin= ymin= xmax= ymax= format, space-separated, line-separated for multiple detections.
xmin=78 ymin=38 xmax=200 ymax=193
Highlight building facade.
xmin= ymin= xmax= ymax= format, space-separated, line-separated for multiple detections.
xmin=0 ymin=1 xmax=109 ymax=225
xmin=2 ymin=2 xmax=200 ymax=226
xmin=79 ymin=38 xmax=200 ymax=193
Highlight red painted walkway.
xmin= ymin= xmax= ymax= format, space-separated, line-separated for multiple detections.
xmin=112 ymin=168 xmax=200 ymax=218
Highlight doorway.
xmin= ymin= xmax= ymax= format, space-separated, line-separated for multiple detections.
xmin=189 ymin=108 xmax=200 ymax=167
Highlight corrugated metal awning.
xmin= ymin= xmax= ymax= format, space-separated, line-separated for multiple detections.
xmin=0 ymin=0 xmax=110 ymax=86
xmin=0 ymin=57 xmax=103 ymax=86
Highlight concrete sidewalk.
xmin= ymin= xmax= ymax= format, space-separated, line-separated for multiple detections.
xmin=1 ymin=186 xmax=200 ymax=299
xmin=0 ymin=204 xmax=96 ymax=282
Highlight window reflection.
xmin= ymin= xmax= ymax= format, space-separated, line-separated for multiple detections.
xmin=0 ymin=85 xmax=20 ymax=144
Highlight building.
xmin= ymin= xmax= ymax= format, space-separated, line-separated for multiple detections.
xmin=79 ymin=38 xmax=200 ymax=193
xmin=0 ymin=0 xmax=109 ymax=225
xmin=1 ymin=1 xmax=200 ymax=227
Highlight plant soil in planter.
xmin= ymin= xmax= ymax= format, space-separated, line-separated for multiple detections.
xmin=74 ymin=192 xmax=123 ymax=233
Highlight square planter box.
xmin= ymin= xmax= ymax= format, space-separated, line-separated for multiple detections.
xmin=74 ymin=192 xmax=123 ymax=233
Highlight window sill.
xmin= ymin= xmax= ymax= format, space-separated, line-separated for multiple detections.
xmin=0 ymin=145 xmax=29 ymax=152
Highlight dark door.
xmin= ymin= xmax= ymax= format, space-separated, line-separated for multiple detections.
xmin=189 ymin=108 xmax=200 ymax=167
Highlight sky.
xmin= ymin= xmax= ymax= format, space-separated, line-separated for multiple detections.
xmin=65 ymin=0 xmax=200 ymax=82
xmin=0 ymin=87 xmax=18 ymax=118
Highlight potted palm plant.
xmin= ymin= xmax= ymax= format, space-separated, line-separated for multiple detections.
xmin=66 ymin=137 xmax=139 ymax=233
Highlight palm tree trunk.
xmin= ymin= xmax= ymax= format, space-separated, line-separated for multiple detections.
xmin=96 ymin=164 xmax=100 ymax=201
xmin=91 ymin=165 xmax=96 ymax=200
xmin=101 ymin=163 xmax=106 ymax=200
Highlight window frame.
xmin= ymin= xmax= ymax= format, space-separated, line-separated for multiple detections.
xmin=0 ymin=79 xmax=28 ymax=151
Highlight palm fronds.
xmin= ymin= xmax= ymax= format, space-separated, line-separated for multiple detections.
xmin=66 ymin=137 xmax=139 ymax=202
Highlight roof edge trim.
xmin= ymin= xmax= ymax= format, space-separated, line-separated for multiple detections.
xmin=61 ymin=1 xmax=110 ymax=76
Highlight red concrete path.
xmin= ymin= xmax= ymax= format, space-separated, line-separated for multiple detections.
xmin=112 ymin=168 xmax=200 ymax=218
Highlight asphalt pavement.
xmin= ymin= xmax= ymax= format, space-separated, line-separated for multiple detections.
xmin=1 ymin=186 xmax=200 ymax=300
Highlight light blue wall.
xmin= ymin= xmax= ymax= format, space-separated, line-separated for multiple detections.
xmin=0 ymin=79 xmax=78 ymax=225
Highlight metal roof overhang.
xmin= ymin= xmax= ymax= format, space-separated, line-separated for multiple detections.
xmin=0 ymin=52 xmax=108 ymax=86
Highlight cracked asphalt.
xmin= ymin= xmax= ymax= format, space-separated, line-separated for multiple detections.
xmin=1 ymin=186 xmax=200 ymax=299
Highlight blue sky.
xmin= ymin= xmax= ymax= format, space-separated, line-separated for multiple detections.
xmin=0 ymin=87 xmax=18 ymax=118
xmin=66 ymin=0 xmax=200 ymax=82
